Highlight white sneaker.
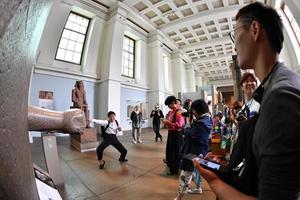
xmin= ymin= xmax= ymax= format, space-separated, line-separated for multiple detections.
xmin=132 ymin=139 xmax=137 ymax=144
xmin=138 ymin=139 xmax=142 ymax=143
xmin=187 ymin=187 xmax=202 ymax=194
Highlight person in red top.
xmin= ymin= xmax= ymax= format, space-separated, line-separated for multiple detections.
xmin=162 ymin=96 xmax=184 ymax=175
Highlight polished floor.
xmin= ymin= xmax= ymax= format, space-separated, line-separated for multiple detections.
xmin=31 ymin=128 xmax=216 ymax=200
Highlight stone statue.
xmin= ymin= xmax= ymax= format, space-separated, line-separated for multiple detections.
xmin=28 ymin=106 xmax=86 ymax=133
xmin=72 ymin=80 xmax=89 ymax=127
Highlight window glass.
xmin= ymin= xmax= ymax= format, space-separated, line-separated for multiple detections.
xmin=55 ymin=12 xmax=90 ymax=65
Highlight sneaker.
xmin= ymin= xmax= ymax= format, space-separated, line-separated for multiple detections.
xmin=132 ymin=139 xmax=137 ymax=144
xmin=138 ymin=139 xmax=142 ymax=143
xmin=119 ymin=158 xmax=128 ymax=162
xmin=187 ymin=187 xmax=202 ymax=194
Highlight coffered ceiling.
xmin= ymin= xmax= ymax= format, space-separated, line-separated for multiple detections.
xmin=97 ymin=0 xmax=264 ymax=84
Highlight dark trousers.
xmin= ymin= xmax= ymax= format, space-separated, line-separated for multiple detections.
xmin=153 ymin=122 xmax=162 ymax=139
xmin=97 ymin=134 xmax=127 ymax=160
xmin=166 ymin=130 xmax=181 ymax=174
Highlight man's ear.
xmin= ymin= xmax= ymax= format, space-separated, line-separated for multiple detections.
xmin=251 ymin=20 xmax=260 ymax=41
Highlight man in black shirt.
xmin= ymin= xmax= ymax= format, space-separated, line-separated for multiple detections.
xmin=150 ymin=103 xmax=164 ymax=142
xmin=193 ymin=2 xmax=300 ymax=200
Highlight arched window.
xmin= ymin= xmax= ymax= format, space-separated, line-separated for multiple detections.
xmin=55 ymin=12 xmax=90 ymax=65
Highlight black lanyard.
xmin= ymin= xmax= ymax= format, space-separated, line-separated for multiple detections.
xmin=253 ymin=62 xmax=279 ymax=103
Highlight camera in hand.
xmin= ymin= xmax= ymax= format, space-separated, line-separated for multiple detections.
xmin=183 ymin=153 xmax=228 ymax=173
xmin=181 ymin=111 xmax=190 ymax=117
xmin=236 ymin=109 xmax=248 ymax=121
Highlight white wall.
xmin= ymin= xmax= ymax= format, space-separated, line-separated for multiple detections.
xmin=36 ymin=0 xmax=106 ymax=78
xmin=120 ymin=86 xmax=149 ymax=130
xmin=30 ymin=0 xmax=194 ymax=130
xmin=29 ymin=74 xmax=96 ymax=118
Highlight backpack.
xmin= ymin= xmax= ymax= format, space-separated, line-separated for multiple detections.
xmin=101 ymin=120 xmax=119 ymax=137
xmin=223 ymin=114 xmax=259 ymax=196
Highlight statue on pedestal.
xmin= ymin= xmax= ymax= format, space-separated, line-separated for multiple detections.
xmin=72 ymin=81 xmax=90 ymax=127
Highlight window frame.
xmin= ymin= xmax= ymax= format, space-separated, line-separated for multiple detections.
xmin=281 ymin=3 xmax=300 ymax=46
xmin=55 ymin=11 xmax=91 ymax=65
xmin=121 ymin=35 xmax=136 ymax=79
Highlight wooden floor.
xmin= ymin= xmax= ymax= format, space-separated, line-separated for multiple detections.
xmin=31 ymin=128 xmax=216 ymax=200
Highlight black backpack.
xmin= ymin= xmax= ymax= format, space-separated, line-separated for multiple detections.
xmin=223 ymin=114 xmax=259 ymax=196
xmin=101 ymin=120 xmax=119 ymax=137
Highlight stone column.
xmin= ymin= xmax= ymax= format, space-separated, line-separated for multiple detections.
xmin=171 ymin=51 xmax=186 ymax=96
xmin=185 ymin=63 xmax=196 ymax=92
xmin=0 ymin=0 xmax=53 ymax=199
xmin=230 ymin=55 xmax=243 ymax=101
xmin=98 ymin=7 xmax=126 ymax=119
xmin=148 ymin=33 xmax=165 ymax=111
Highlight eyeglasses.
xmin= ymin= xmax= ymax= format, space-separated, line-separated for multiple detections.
xmin=228 ymin=25 xmax=246 ymax=43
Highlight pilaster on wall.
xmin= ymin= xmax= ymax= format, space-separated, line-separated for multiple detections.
xmin=185 ymin=63 xmax=196 ymax=92
xmin=171 ymin=51 xmax=186 ymax=96
xmin=98 ymin=8 xmax=126 ymax=118
xmin=148 ymin=35 xmax=166 ymax=109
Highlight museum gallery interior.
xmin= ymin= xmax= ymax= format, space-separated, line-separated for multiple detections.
xmin=1 ymin=0 xmax=300 ymax=199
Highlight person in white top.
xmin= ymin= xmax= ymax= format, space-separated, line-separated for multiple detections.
xmin=91 ymin=111 xmax=128 ymax=169
xmin=240 ymin=72 xmax=260 ymax=117
xmin=230 ymin=73 xmax=260 ymax=152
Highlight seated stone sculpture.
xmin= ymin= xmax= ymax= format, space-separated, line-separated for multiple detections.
xmin=72 ymin=80 xmax=90 ymax=128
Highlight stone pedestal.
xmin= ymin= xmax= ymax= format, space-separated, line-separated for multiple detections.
xmin=70 ymin=128 xmax=99 ymax=152
xmin=42 ymin=133 xmax=64 ymax=186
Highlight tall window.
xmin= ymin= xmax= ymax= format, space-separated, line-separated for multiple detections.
xmin=122 ymin=36 xmax=135 ymax=78
xmin=55 ymin=12 xmax=90 ymax=65
xmin=282 ymin=4 xmax=300 ymax=45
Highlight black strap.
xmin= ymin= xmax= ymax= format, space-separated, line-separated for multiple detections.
xmin=172 ymin=109 xmax=179 ymax=123
xmin=104 ymin=121 xmax=110 ymax=132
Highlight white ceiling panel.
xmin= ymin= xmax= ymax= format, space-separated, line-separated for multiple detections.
xmin=110 ymin=0 xmax=257 ymax=83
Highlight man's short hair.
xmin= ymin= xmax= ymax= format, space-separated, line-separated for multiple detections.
xmin=240 ymin=72 xmax=257 ymax=86
xmin=165 ymin=96 xmax=177 ymax=106
xmin=107 ymin=111 xmax=115 ymax=117
xmin=191 ymin=99 xmax=208 ymax=115
xmin=236 ymin=2 xmax=283 ymax=53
